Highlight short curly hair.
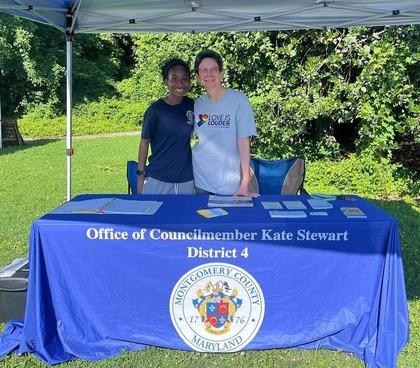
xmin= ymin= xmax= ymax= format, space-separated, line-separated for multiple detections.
xmin=161 ymin=58 xmax=191 ymax=81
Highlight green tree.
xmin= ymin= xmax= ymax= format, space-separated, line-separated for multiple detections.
xmin=116 ymin=28 xmax=419 ymax=162
xmin=3 ymin=17 xmax=419 ymax=166
xmin=0 ymin=14 xmax=37 ymax=117
xmin=0 ymin=14 xmax=134 ymax=117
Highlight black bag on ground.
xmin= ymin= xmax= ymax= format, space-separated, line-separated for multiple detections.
xmin=0 ymin=257 xmax=29 ymax=323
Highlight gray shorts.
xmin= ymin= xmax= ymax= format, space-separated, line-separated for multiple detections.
xmin=142 ymin=177 xmax=195 ymax=195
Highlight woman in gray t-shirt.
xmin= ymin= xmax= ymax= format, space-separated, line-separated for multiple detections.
xmin=192 ymin=49 xmax=258 ymax=196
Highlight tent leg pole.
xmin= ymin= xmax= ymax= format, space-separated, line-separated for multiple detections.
xmin=66 ymin=34 xmax=73 ymax=201
xmin=0 ymin=93 xmax=3 ymax=149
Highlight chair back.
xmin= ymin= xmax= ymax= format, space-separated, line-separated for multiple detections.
xmin=127 ymin=160 xmax=138 ymax=194
xmin=250 ymin=157 xmax=306 ymax=195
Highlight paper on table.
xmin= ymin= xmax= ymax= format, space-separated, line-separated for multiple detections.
xmin=197 ymin=208 xmax=228 ymax=218
xmin=49 ymin=198 xmax=163 ymax=215
xmin=269 ymin=210 xmax=307 ymax=218
xmin=309 ymin=211 xmax=328 ymax=216
xmin=282 ymin=200 xmax=307 ymax=210
xmin=208 ymin=195 xmax=253 ymax=207
xmin=307 ymin=199 xmax=333 ymax=210
xmin=49 ymin=198 xmax=115 ymax=214
xmin=104 ymin=199 xmax=163 ymax=215
xmin=340 ymin=207 xmax=367 ymax=218
xmin=262 ymin=201 xmax=283 ymax=209
xmin=311 ymin=193 xmax=337 ymax=201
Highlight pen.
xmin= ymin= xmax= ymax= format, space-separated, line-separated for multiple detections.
xmin=68 ymin=209 xmax=98 ymax=213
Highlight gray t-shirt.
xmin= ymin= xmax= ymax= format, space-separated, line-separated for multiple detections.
xmin=192 ymin=88 xmax=257 ymax=194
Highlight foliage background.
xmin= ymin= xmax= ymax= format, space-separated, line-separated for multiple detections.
xmin=0 ymin=16 xmax=419 ymax=198
xmin=0 ymin=15 xmax=419 ymax=367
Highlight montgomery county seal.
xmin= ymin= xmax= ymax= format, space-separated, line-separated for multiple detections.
xmin=169 ymin=263 xmax=265 ymax=352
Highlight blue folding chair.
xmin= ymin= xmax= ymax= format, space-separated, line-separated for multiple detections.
xmin=250 ymin=157 xmax=307 ymax=195
xmin=126 ymin=160 xmax=138 ymax=194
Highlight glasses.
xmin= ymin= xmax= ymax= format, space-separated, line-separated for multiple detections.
xmin=198 ymin=67 xmax=220 ymax=75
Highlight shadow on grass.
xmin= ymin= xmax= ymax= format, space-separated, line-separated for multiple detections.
xmin=370 ymin=198 xmax=420 ymax=301
xmin=0 ymin=139 xmax=60 ymax=156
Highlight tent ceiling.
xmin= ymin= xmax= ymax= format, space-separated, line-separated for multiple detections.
xmin=1 ymin=0 xmax=420 ymax=34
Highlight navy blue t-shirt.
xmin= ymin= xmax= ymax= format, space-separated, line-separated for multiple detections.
xmin=141 ymin=97 xmax=194 ymax=183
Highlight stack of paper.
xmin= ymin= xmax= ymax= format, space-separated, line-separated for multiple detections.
xmin=208 ymin=195 xmax=253 ymax=207
xmin=307 ymin=199 xmax=333 ymax=210
xmin=269 ymin=210 xmax=307 ymax=218
xmin=50 ymin=198 xmax=163 ymax=215
xmin=197 ymin=208 xmax=228 ymax=218
xmin=103 ymin=199 xmax=163 ymax=215
xmin=282 ymin=200 xmax=307 ymax=210
xmin=261 ymin=201 xmax=283 ymax=209
xmin=341 ymin=207 xmax=367 ymax=218
xmin=311 ymin=193 xmax=336 ymax=201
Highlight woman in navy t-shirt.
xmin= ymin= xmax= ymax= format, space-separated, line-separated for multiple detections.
xmin=137 ymin=59 xmax=195 ymax=194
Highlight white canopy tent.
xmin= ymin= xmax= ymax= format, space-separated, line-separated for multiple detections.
xmin=2 ymin=1 xmax=420 ymax=33
xmin=1 ymin=0 xmax=420 ymax=199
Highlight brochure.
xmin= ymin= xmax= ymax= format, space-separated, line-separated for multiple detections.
xmin=269 ymin=210 xmax=307 ymax=218
xmin=311 ymin=193 xmax=337 ymax=201
xmin=340 ymin=207 xmax=367 ymax=218
xmin=261 ymin=201 xmax=283 ymax=209
xmin=307 ymin=199 xmax=333 ymax=210
xmin=282 ymin=200 xmax=307 ymax=210
xmin=309 ymin=211 xmax=328 ymax=216
xmin=197 ymin=208 xmax=229 ymax=218
xmin=50 ymin=197 xmax=163 ymax=215
xmin=208 ymin=195 xmax=253 ymax=207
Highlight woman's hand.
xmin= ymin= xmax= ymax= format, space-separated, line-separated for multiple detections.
xmin=234 ymin=184 xmax=259 ymax=197
xmin=137 ymin=176 xmax=145 ymax=194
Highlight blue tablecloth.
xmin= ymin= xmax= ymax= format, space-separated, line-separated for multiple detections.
xmin=0 ymin=194 xmax=409 ymax=367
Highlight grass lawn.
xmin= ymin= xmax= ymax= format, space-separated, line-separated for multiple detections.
xmin=0 ymin=136 xmax=419 ymax=367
